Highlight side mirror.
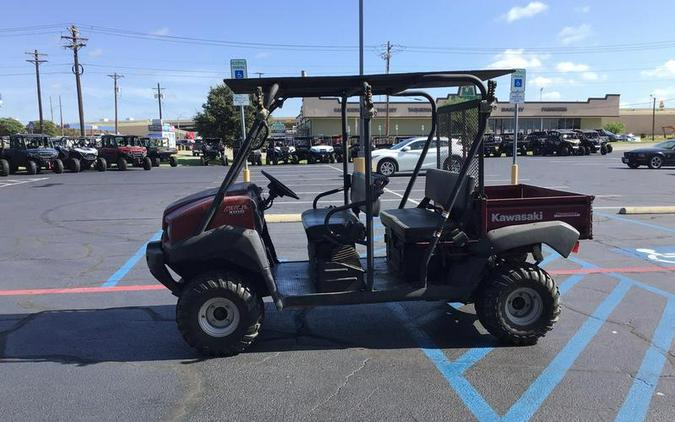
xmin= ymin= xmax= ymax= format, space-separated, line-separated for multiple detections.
xmin=401 ymin=146 xmax=411 ymax=152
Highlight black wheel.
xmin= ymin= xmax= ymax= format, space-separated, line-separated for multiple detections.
xmin=443 ymin=156 xmax=462 ymax=172
xmin=96 ymin=157 xmax=107 ymax=172
xmin=152 ymin=157 xmax=161 ymax=167
xmin=0 ymin=158 xmax=9 ymax=177
xmin=628 ymin=162 xmax=639 ymax=169
xmin=143 ymin=157 xmax=152 ymax=170
xmin=176 ymin=271 xmax=264 ymax=357
xmin=52 ymin=158 xmax=64 ymax=174
xmin=600 ymin=144 xmax=608 ymax=155
xmin=169 ymin=156 xmax=178 ymax=167
xmin=376 ymin=158 xmax=397 ymax=176
xmin=584 ymin=146 xmax=591 ymax=155
xmin=117 ymin=157 xmax=128 ymax=171
xmin=559 ymin=144 xmax=571 ymax=156
xmin=200 ymin=157 xmax=207 ymax=166
xmin=606 ymin=144 xmax=613 ymax=153
xmin=26 ymin=160 xmax=38 ymax=175
xmin=69 ymin=158 xmax=81 ymax=173
xmin=648 ymin=155 xmax=663 ymax=169
xmin=308 ymin=156 xmax=315 ymax=164
xmin=476 ymin=262 xmax=560 ymax=345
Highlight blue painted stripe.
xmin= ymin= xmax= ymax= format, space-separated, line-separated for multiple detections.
xmin=502 ymin=279 xmax=632 ymax=422
xmin=615 ymin=299 xmax=675 ymax=422
xmin=101 ymin=230 xmax=163 ymax=287
xmin=538 ymin=252 xmax=561 ymax=268
xmin=596 ymin=211 xmax=675 ymax=234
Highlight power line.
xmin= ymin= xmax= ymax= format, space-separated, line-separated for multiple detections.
xmin=62 ymin=24 xmax=88 ymax=136
xmin=25 ymin=49 xmax=47 ymax=132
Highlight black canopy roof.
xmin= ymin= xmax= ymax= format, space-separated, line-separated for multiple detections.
xmin=224 ymin=70 xmax=514 ymax=98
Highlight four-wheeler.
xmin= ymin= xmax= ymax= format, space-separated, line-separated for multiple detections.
xmin=622 ymin=139 xmax=675 ymax=169
xmin=574 ymin=129 xmax=612 ymax=155
xmin=266 ymin=139 xmax=298 ymax=165
xmin=482 ymin=133 xmax=502 ymax=157
xmin=0 ymin=134 xmax=64 ymax=176
xmin=199 ymin=138 xmax=228 ymax=166
xmin=525 ymin=131 xmax=549 ymax=156
xmin=499 ymin=132 xmax=529 ymax=156
xmin=308 ymin=141 xmax=335 ymax=164
xmin=52 ymin=137 xmax=99 ymax=172
xmin=372 ymin=136 xmax=462 ymax=176
xmin=141 ymin=137 xmax=179 ymax=167
xmin=146 ymin=70 xmax=594 ymax=357
xmin=538 ymin=130 xmax=584 ymax=156
xmin=97 ymin=134 xmax=152 ymax=171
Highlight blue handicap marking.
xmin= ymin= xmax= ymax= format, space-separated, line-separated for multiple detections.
xmin=234 ymin=69 xmax=244 ymax=79
xmin=514 ymin=78 xmax=523 ymax=87
xmin=634 ymin=246 xmax=675 ymax=265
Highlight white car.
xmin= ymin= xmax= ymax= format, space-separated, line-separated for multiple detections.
xmin=371 ymin=137 xmax=463 ymax=176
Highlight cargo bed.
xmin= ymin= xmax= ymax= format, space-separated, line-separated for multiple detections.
xmin=480 ymin=184 xmax=594 ymax=239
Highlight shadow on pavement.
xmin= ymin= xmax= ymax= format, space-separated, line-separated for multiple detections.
xmin=0 ymin=302 xmax=498 ymax=365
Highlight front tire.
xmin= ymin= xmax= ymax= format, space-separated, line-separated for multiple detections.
xmin=0 ymin=158 xmax=9 ymax=177
xmin=152 ymin=157 xmax=161 ymax=167
xmin=169 ymin=156 xmax=178 ymax=167
xmin=176 ymin=271 xmax=264 ymax=357
xmin=26 ymin=160 xmax=38 ymax=175
xmin=96 ymin=157 xmax=107 ymax=172
xmin=53 ymin=159 xmax=64 ymax=174
xmin=476 ymin=262 xmax=560 ymax=346
xmin=600 ymin=144 xmax=608 ymax=155
xmin=606 ymin=144 xmax=613 ymax=153
xmin=648 ymin=155 xmax=663 ymax=169
xmin=143 ymin=157 xmax=152 ymax=170
xmin=69 ymin=158 xmax=81 ymax=173
xmin=117 ymin=157 xmax=128 ymax=171
xmin=376 ymin=158 xmax=397 ymax=176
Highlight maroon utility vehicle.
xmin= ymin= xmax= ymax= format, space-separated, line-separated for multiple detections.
xmin=146 ymin=71 xmax=594 ymax=356
xmin=96 ymin=135 xmax=152 ymax=171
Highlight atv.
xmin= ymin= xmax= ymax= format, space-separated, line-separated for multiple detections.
xmin=0 ymin=134 xmax=64 ymax=176
xmin=574 ymin=130 xmax=612 ymax=155
xmin=146 ymin=71 xmax=593 ymax=357
xmin=96 ymin=134 xmax=152 ymax=171
xmin=266 ymin=140 xmax=298 ymax=165
xmin=141 ymin=137 xmax=178 ymax=167
xmin=199 ymin=138 xmax=228 ymax=166
xmin=52 ymin=137 xmax=99 ymax=172
xmin=308 ymin=141 xmax=335 ymax=163
xmin=539 ymin=130 xmax=585 ymax=156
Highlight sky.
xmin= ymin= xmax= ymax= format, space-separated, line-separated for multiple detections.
xmin=2 ymin=0 xmax=675 ymax=124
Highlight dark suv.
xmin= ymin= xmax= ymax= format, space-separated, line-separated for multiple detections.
xmin=0 ymin=134 xmax=64 ymax=176
xmin=482 ymin=133 xmax=502 ymax=157
xmin=574 ymin=130 xmax=612 ymax=155
xmin=540 ymin=130 xmax=584 ymax=156
xmin=97 ymin=135 xmax=152 ymax=171
xmin=525 ymin=131 xmax=549 ymax=156
xmin=500 ymin=132 xmax=529 ymax=156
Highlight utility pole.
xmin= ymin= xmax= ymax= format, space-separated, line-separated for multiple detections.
xmin=49 ymin=96 xmax=54 ymax=122
xmin=25 ymin=50 xmax=47 ymax=133
xmin=62 ymin=25 xmax=87 ymax=137
xmin=254 ymin=72 xmax=265 ymax=78
xmin=652 ymin=95 xmax=656 ymax=141
xmin=154 ymin=83 xmax=165 ymax=120
xmin=108 ymin=73 xmax=124 ymax=134
xmin=58 ymin=96 xmax=64 ymax=135
xmin=379 ymin=41 xmax=396 ymax=136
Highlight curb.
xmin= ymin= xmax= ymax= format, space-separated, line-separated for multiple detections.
xmin=265 ymin=213 xmax=302 ymax=223
xmin=619 ymin=206 xmax=675 ymax=215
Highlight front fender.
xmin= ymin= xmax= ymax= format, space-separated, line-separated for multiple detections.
xmin=487 ymin=221 xmax=580 ymax=258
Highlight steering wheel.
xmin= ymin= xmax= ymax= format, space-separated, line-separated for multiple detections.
xmin=261 ymin=170 xmax=299 ymax=200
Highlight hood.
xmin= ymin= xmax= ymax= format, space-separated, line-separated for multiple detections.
xmin=310 ymin=145 xmax=333 ymax=153
xmin=27 ymin=147 xmax=58 ymax=158
xmin=625 ymin=147 xmax=662 ymax=154
xmin=371 ymin=148 xmax=396 ymax=158
xmin=74 ymin=146 xmax=98 ymax=155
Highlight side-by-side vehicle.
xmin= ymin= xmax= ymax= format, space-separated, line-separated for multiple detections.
xmin=146 ymin=71 xmax=594 ymax=356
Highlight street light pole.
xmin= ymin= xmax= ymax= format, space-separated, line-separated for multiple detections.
xmin=651 ymin=95 xmax=656 ymax=141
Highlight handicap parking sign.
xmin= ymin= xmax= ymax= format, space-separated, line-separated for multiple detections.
xmin=234 ymin=69 xmax=244 ymax=79
xmin=514 ymin=78 xmax=523 ymax=88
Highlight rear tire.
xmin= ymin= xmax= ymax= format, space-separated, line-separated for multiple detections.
xmin=0 ymin=158 xmax=9 ymax=177
xmin=26 ymin=160 xmax=38 ymax=175
xmin=476 ymin=262 xmax=560 ymax=346
xmin=559 ymin=144 xmax=571 ymax=156
xmin=169 ymin=156 xmax=178 ymax=167
xmin=96 ymin=157 xmax=107 ymax=172
xmin=117 ymin=157 xmax=128 ymax=171
xmin=606 ymin=144 xmax=613 ymax=153
xmin=177 ymin=271 xmax=264 ymax=357
xmin=143 ymin=157 xmax=152 ymax=170
xmin=69 ymin=158 xmax=81 ymax=173
xmin=152 ymin=157 xmax=161 ymax=167
xmin=600 ymin=144 xmax=608 ymax=155
xmin=53 ymin=159 xmax=64 ymax=174
xmin=376 ymin=158 xmax=397 ymax=176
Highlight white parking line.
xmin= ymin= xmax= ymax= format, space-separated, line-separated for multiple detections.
xmin=0 ymin=177 xmax=49 ymax=189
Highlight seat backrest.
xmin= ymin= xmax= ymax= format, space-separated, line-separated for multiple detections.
xmin=425 ymin=169 xmax=475 ymax=216
xmin=350 ymin=172 xmax=383 ymax=216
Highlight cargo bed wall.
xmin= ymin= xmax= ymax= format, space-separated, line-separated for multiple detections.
xmin=480 ymin=184 xmax=594 ymax=239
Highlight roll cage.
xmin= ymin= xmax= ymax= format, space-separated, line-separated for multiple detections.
xmin=202 ymin=70 xmax=512 ymax=287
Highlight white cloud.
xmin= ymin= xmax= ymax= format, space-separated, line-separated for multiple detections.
xmin=542 ymin=91 xmax=561 ymax=100
xmin=151 ymin=27 xmax=170 ymax=36
xmin=502 ymin=2 xmax=548 ymax=23
xmin=556 ymin=61 xmax=589 ymax=72
xmin=558 ymin=24 xmax=592 ymax=45
xmin=255 ymin=51 xmax=271 ymax=59
xmin=531 ymin=76 xmax=553 ymax=87
xmin=88 ymin=48 xmax=103 ymax=58
xmin=581 ymin=71 xmax=600 ymax=80
xmin=488 ymin=49 xmax=546 ymax=69
xmin=575 ymin=5 xmax=590 ymax=13
xmin=641 ymin=59 xmax=675 ymax=78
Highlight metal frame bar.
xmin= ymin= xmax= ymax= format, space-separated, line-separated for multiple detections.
xmin=362 ymin=82 xmax=375 ymax=290
xmin=341 ymin=96 xmax=350 ymax=205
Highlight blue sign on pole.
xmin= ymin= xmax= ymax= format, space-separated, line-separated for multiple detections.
xmin=234 ymin=70 xmax=244 ymax=79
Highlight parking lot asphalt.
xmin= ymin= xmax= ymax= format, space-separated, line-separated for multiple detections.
xmin=1 ymin=153 xmax=674 ymax=421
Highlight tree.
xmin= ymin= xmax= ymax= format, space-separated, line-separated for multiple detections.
xmin=0 ymin=118 xmax=25 ymax=136
xmin=194 ymin=84 xmax=257 ymax=147
xmin=26 ymin=120 xmax=60 ymax=136
xmin=603 ymin=121 xmax=625 ymax=135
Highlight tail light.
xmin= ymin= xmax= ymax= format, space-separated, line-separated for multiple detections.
xmin=571 ymin=241 xmax=580 ymax=254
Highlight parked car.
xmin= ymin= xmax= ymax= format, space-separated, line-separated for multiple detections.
xmin=595 ymin=128 xmax=620 ymax=142
xmin=539 ymin=130 xmax=584 ymax=156
xmin=141 ymin=137 xmax=178 ymax=167
xmin=622 ymin=139 xmax=675 ymax=169
xmin=371 ymin=136 xmax=462 ymax=176
xmin=0 ymin=134 xmax=64 ymax=175
xmin=618 ymin=133 xmax=641 ymax=142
